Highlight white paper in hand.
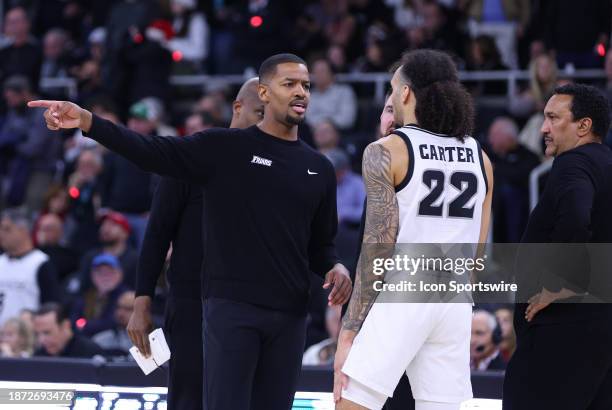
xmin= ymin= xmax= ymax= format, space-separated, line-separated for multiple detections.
xmin=129 ymin=346 xmax=158 ymax=375
xmin=130 ymin=328 xmax=171 ymax=375
xmin=149 ymin=328 xmax=171 ymax=366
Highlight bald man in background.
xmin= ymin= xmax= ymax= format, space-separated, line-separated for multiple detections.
xmin=127 ymin=77 xmax=264 ymax=410
xmin=486 ymin=117 xmax=540 ymax=242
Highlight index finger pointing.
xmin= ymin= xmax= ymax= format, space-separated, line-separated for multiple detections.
xmin=27 ymin=100 xmax=59 ymax=109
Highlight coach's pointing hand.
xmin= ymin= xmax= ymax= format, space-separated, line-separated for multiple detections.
xmin=323 ymin=263 xmax=352 ymax=306
xmin=27 ymin=100 xmax=93 ymax=132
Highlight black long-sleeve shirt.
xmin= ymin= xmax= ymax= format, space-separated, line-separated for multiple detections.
xmin=136 ymin=177 xmax=203 ymax=299
xmin=85 ymin=116 xmax=339 ymax=313
xmin=520 ymin=142 xmax=612 ymax=323
xmin=99 ymin=151 xmax=155 ymax=214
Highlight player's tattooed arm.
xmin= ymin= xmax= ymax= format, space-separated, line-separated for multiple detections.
xmin=342 ymin=142 xmax=399 ymax=333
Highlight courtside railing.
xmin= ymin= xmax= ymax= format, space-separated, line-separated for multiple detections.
xmin=40 ymin=69 xmax=605 ymax=104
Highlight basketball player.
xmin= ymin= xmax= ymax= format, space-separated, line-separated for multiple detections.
xmin=378 ymin=93 xmax=395 ymax=139
xmin=126 ymin=77 xmax=263 ymax=410
xmin=334 ymin=49 xmax=494 ymax=410
xmin=29 ymin=53 xmax=352 ymax=410
xmin=376 ymin=93 xmax=415 ymax=410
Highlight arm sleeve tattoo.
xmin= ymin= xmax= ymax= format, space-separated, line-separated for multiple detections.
xmin=342 ymin=143 xmax=399 ymax=332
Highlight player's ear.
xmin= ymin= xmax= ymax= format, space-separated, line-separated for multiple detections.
xmin=232 ymin=100 xmax=242 ymax=118
xmin=402 ymin=84 xmax=412 ymax=104
xmin=258 ymin=83 xmax=270 ymax=104
xmin=577 ymin=117 xmax=592 ymax=137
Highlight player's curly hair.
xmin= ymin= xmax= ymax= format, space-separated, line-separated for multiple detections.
xmin=399 ymin=49 xmax=474 ymax=140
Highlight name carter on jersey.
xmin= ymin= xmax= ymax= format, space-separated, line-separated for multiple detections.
xmin=418 ymin=144 xmax=475 ymax=163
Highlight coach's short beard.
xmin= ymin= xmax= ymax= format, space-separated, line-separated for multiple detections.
xmin=285 ymin=114 xmax=305 ymax=126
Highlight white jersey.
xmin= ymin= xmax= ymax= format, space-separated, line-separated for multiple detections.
xmin=393 ymin=125 xmax=488 ymax=244
xmin=0 ymin=250 xmax=47 ymax=326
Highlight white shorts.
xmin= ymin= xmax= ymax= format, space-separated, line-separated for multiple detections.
xmin=342 ymin=302 xmax=473 ymax=407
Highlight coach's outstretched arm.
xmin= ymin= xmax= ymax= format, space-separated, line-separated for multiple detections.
xmin=28 ymin=100 xmax=219 ymax=182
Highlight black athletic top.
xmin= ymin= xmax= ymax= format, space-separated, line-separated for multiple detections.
xmin=136 ymin=177 xmax=203 ymax=300
xmin=520 ymin=142 xmax=612 ymax=323
xmin=85 ymin=116 xmax=339 ymax=313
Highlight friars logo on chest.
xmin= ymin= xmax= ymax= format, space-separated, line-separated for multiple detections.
xmin=251 ymin=155 xmax=273 ymax=167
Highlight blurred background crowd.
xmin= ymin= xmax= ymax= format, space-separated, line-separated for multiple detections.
xmin=0 ymin=0 xmax=611 ymax=372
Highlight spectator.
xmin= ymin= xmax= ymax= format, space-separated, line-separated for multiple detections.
xmin=184 ymin=111 xmax=215 ymax=136
xmin=194 ymin=93 xmax=229 ymax=126
xmin=0 ymin=208 xmax=61 ymax=326
xmin=30 ymin=0 xmax=87 ymax=42
xmin=75 ymin=211 xmax=138 ymax=292
xmin=33 ymin=302 xmax=103 ymax=358
xmin=32 ymin=184 xmax=70 ymax=246
xmin=353 ymin=40 xmax=392 ymax=73
xmin=130 ymin=97 xmax=177 ymax=136
xmin=408 ymin=0 xmax=468 ymax=61
xmin=302 ymin=305 xmax=341 ymax=366
xmin=104 ymin=0 xmax=161 ymax=110
xmin=325 ymin=148 xmax=365 ymax=226
xmin=65 ymin=149 xmax=104 ymax=254
xmin=467 ymin=34 xmax=508 ymax=95
xmin=71 ymin=30 xmax=106 ymax=105
xmin=71 ymin=254 xmax=129 ymax=337
xmin=306 ymin=58 xmax=357 ymax=130
xmin=40 ymin=28 xmax=71 ymax=80
xmin=19 ymin=309 xmax=34 ymax=331
xmin=0 ymin=7 xmax=42 ymax=92
xmin=494 ymin=307 xmax=516 ymax=363
xmin=486 ymin=117 xmax=540 ymax=242
xmin=92 ymin=290 xmax=135 ymax=354
xmin=41 ymin=184 xmax=71 ymax=217
xmin=99 ymin=101 xmax=161 ymax=249
xmin=461 ymin=0 xmax=530 ymax=69
xmin=0 ymin=317 xmax=34 ymax=357
xmin=510 ymin=53 xmax=558 ymax=119
xmin=37 ymin=213 xmax=79 ymax=282
xmin=0 ymin=76 xmax=60 ymax=210
xmin=327 ymin=44 xmax=349 ymax=73
xmin=470 ymin=310 xmax=506 ymax=371
xmin=167 ymin=0 xmax=210 ymax=70
xmin=313 ymin=119 xmax=341 ymax=153
xmin=320 ymin=0 xmax=360 ymax=61
xmin=514 ymin=54 xmax=562 ymax=158
xmin=386 ymin=0 xmax=424 ymax=31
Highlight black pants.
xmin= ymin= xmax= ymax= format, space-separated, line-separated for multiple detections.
xmin=384 ymin=374 xmax=415 ymax=410
xmin=202 ymin=298 xmax=307 ymax=410
xmin=503 ymin=314 xmax=612 ymax=410
xmin=165 ymin=295 xmax=204 ymax=410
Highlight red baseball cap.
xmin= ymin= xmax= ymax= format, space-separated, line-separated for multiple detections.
xmin=101 ymin=211 xmax=131 ymax=234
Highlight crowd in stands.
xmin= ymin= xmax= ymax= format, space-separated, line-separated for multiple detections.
xmin=0 ymin=0 xmax=611 ymax=370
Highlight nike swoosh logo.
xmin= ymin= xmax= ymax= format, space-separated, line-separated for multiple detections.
xmin=307 ymin=170 xmax=318 ymax=175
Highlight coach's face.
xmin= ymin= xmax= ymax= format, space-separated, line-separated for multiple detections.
xmin=541 ymin=94 xmax=581 ymax=157
xmin=259 ymin=62 xmax=310 ymax=126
